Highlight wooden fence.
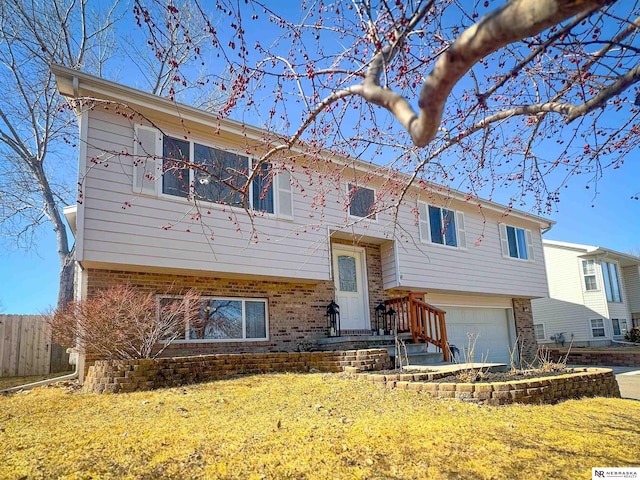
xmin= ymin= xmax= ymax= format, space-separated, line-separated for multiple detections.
xmin=0 ymin=315 xmax=70 ymax=377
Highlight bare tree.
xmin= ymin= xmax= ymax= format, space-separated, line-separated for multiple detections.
xmin=0 ymin=0 xmax=224 ymax=308
xmin=131 ymin=0 xmax=639 ymax=216
xmin=0 ymin=0 xmax=122 ymax=307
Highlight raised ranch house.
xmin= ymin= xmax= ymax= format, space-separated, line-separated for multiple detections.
xmin=53 ymin=65 xmax=554 ymax=381
xmin=532 ymin=240 xmax=640 ymax=347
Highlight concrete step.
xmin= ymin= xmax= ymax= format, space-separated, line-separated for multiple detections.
xmin=402 ymin=352 xmax=446 ymax=366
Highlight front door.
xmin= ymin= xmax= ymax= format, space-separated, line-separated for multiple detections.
xmin=332 ymin=246 xmax=369 ymax=331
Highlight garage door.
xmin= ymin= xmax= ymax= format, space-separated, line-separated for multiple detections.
xmin=441 ymin=307 xmax=512 ymax=364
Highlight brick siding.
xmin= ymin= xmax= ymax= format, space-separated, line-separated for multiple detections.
xmin=512 ymin=298 xmax=537 ymax=363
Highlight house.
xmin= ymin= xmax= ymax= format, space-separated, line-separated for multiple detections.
xmin=52 ymin=65 xmax=554 ymax=379
xmin=532 ymin=240 xmax=640 ymax=347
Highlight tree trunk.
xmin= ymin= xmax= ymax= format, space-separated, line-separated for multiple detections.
xmin=57 ymin=248 xmax=75 ymax=308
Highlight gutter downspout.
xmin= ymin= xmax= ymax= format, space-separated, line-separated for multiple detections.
xmin=0 ymin=351 xmax=79 ymax=394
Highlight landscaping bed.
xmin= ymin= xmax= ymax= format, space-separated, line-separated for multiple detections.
xmin=355 ymin=367 xmax=620 ymax=405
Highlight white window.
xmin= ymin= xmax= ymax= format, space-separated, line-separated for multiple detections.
xmin=533 ymin=324 xmax=545 ymax=341
xmin=612 ymin=318 xmax=628 ymax=337
xmin=602 ymin=261 xmax=622 ymax=302
xmin=159 ymin=296 xmax=268 ymax=342
xmin=348 ymin=184 xmax=376 ymax=220
xmin=499 ymin=224 xmax=534 ymax=260
xmin=581 ymin=259 xmax=598 ymax=291
xmin=590 ymin=318 xmax=606 ymax=338
xmin=418 ymin=203 xmax=466 ymax=249
xmin=132 ymin=124 xmax=293 ymax=218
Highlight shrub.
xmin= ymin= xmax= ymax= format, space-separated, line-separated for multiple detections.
xmin=625 ymin=327 xmax=640 ymax=343
xmin=46 ymin=285 xmax=201 ymax=359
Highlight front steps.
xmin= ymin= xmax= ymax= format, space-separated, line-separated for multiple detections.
xmin=387 ymin=341 xmax=448 ymax=366
xmin=316 ymin=332 xmax=449 ymax=366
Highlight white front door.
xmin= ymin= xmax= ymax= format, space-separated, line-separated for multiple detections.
xmin=332 ymin=246 xmax=369 ymax=331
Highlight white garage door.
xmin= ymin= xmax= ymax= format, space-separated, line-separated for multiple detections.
xmin=441 ymin=307 xmax=513 ymax=364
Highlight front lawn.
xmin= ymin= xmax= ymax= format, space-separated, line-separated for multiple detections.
xmin=1 ymin=373 xmax=638 ymax=479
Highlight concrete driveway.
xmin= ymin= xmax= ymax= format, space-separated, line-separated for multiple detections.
xmin=571 ymin=365 xmax=640 ymax=400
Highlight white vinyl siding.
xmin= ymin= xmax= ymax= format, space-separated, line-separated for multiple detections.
xmin=418 ymin=202 xmax=466 ymax=249
xmin=623 ymin=265 xmax=640 ymax=313
xmin=531 ymin=244 xmax=609 ymax=345
xmin=499 ymin=224 xmax=534 ymax=261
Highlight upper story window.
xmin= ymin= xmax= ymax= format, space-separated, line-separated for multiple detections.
xmin=602 ymin=261 xmax=622 ymax=302
xmin=193 ymin=142 xmax=249 ymax=208
xmin=499 ymin=224 xmax=533 ymax=261
xmin=582 ymin=259 xmax=598 ymax=291
xmin=133 ymin=124 xmax=293 ymax=219
xmin=348 ymin=184 xmax=376 ymax=220
xmin=418 ymin=203 xmax=466 ymax=249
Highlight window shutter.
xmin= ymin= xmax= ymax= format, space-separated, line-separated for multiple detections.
xmin=456 ymin=211 xmax=467 ymax=249
xmin=499 ymin=223 xmax=509 ymax=257
xmin=525 ymin=229 xmax=535 ymax=261
xmin=418 ymin=203 xmax=430 ymax=243
xmin=133 ymin=124 xmax=161 ymax=195
xmin=277 ymin=169 xmax=293 ymax=219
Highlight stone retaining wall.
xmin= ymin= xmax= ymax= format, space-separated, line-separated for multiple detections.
xmin=352 ymin=368 xmax=620 ymax=405
xmin=84 ymin=349 xmax=391 ymax=394
xmin=549 ymin=349 xmax=640 ymax=367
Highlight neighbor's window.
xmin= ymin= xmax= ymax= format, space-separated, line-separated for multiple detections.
xmin=602 ymin=261 xmax=622 ymax=302
xmin=499 ymin=225 xmax=531 ymax=260
xmin=348 ymin=184 xmax=376 ymax=219
xmin=590 ymin=318 xmax=606 ymax=338
xmin=533 ymin=323 xmax=545 ymax=341
xmin=418 ymin=203 xmax=466 ymax=248
xmin=582 ymin=259 xmax=598 ymax=291
xmin=612 ymin=318 xmax=628 ymax=337
xmin=160 ymin=296 xmax=268 ymax=341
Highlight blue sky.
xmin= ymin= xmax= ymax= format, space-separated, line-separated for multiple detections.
xmin=1 ymin=2 xmax=639 ymax=314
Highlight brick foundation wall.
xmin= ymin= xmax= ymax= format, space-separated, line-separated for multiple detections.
xmin=84 ymin=349 xmax=391 ymax=394
xmin=549 ymin=349 xmax=640 ymax=367
xmin=86 ymin=268 xmax=335 ymax=355
xmin=512 ymin=298 xmax=537 ymax=363
xmin=356 ymin=368 xmax=620 ymax=405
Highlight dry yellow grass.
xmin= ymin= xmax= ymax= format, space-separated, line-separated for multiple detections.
xmin=1 ymin=373 xmax=639 ymax=479
xmin=0 ymin=372 xmax=73 ymax=390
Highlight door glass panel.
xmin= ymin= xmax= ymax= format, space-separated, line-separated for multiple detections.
xmin=338 ymin=255 xmax=357 ymax=292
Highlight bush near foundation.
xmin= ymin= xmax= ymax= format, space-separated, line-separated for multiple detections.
xmin=46 ymin=285 xmax=201 ymax=360
xmin=625 ymin=327 xmax=640 ymax=344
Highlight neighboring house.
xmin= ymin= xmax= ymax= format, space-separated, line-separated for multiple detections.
xmin=53 ymin=65 xmax=553 ymax=379
xmin=532 ymin=240 xmax=640 ymax=347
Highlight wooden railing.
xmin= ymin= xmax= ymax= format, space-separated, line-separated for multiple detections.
xmin=385 ymin=293 xmax=450 ymax=362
